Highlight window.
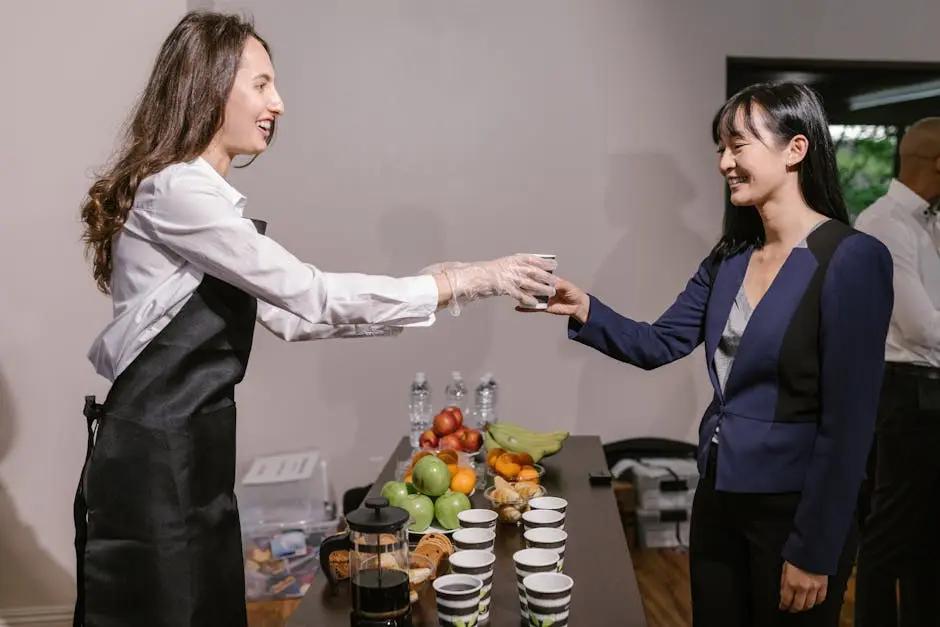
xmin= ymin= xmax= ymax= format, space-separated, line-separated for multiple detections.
xmin=831 ymin=125 xmax=899 ymax=223
xmin=727 ymin=57 xmax=940 ymax=222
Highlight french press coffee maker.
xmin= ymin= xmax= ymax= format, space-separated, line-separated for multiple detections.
xmin=319 ymin=497 xmax=413 ymax=627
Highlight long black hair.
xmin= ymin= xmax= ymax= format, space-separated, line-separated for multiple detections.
xmin=710 ymin=82 xmax=848 ymax=261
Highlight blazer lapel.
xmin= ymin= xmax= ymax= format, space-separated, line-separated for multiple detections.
xmin=722 ymin=248 xmax=818 ymax=397
xmin=705 ymin=250 xmax=750 ymax=399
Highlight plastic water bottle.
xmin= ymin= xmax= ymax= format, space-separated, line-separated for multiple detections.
xmin=483 ymin=372 xmax=499 ymax=409
xmin=472 ymin=373 xmax=499 ymax=431
xmin=444 ymin=371 xmax=470 ymax=415
xmin=408 ymin=373 xmax=433 ymax=448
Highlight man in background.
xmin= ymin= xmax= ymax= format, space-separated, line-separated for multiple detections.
xmin=854 ymin=117 xmax=940 ymax=627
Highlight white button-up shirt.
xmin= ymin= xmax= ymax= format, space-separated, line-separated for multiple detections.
xmin=855 ymin=179 xmax=940 ymax=367
xmin=88 ymin=157 xmax=438 ymax=381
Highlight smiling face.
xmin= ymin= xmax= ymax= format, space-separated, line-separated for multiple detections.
xmin=212 ymin=36 xmax=284 ymax=164
xmin=716 ymin=104 xmax=807 ymax=208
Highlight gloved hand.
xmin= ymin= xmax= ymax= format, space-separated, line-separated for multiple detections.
xmin=421 ymin=254 xmax=557 ymax=315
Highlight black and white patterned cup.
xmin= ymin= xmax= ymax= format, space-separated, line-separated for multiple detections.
xmin=513 ymin=548 xmax=560 ymax=619
xmin=457 ymin=508 xmax=498 ymax=531
xmin=523 ymin=572 xmax=574 ymax=627
xmin=528 ymin=496 xmax=568 ymax=515
xmin=517 ymin=253 xmax=557 ymax=309
xmin=524 ymin=527 xmax=568 ymax=571
xmin=452 ymin=527 xmax=496 ymax=553
xmin=521 ymin=508 xmax=565 ymax=533
xmin=433 ymin=574 xmax=482 ymax=627
xmin=448 ymin=550 xmax=495 ymax=623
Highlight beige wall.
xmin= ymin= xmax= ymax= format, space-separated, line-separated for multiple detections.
xmin=1 ymin=0 xmax=938 ymax=617
xmin=0 ymin=0 xmax=189 ymax=615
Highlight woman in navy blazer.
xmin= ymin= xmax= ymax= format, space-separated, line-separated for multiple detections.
xmin=528 ymin=83 xmax=894 ymax=626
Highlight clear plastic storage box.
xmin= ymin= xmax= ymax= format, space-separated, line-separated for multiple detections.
xmin=627 ymin=458 xmax=699 ymax=511
xmin=235 ymin=450 xmax=339 ymax=601
xmin=636 ymin=508 xmax=691 ymax=549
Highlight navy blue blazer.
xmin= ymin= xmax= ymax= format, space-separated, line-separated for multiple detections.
xmin=568 ymin=219 xmax=894 ymax=575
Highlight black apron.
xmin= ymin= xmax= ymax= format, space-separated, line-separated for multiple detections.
xmin=73 ymin=219 xmax=268 ymax=627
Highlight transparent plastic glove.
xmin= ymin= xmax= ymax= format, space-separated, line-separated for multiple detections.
xmin=441 ymin=254 xmax=557 ymax=315
xmin=417 ymin=260 xmax=470 ymax=276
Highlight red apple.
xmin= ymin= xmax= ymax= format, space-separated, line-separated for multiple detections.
xmin=439 ymin=434 xmax=462 ymax=451
xmin=419 ymin=429 xmax=439 ymax=449
xmin=462 ymin=429 xmax=482 ymax=453
xmin=445 ymin=406 xmax=464 ymax=428
xmin=454 ymin=425 xmax=469 ymax=441
xmin=433 ymin=411 xmax=459 ymax=437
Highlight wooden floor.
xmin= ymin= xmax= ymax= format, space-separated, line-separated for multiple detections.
xmin=246 ymin=548 xmax=856 ymax=627
xmin=630 ymin=548 xmax=856 ymax=627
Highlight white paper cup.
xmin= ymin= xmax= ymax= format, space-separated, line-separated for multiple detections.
xmin=519 ymin=253 xmax=557 ymax=309
xmin=457 ymin=508 xmax=498 ymax=531
xmin=522 ymin=508 xmax=566 ymax=533
xmin=448 ymin=550 xmax=496 ymax=623
xmin=452 ymin=527 xmax=496 ymax=553
xmin=523 ymin=572 xmax=574 ymax=627
xmin=513 ymin=548 xmax=561 ymax=619
xmin=433 ymin=574 xmax=483 ymax=627
xmin=528 ymin=496 xmax=568 ymax=515
xmin=524 ymin=527 xmax=568 ymax=571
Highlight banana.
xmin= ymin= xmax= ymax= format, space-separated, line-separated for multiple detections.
xmin=483 ymin=430 xmax=502 ymax=453
xmin=485 ymin=423 xmax=569 ymax=463
xmin=489 ymin=424 xmax=569 ymax=450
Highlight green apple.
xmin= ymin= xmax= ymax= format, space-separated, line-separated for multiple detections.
xmin=380 ymin=481 xmax=410 ymax=507
xmin=400 ymin=493 xmax=435 ymax=532
xmin=433 ymin=490 xmax=472 ymax=530
xmin=411 ymin=455 xmax=451 ymax=497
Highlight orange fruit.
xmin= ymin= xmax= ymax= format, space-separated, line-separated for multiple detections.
xmin=404 ymin=472 xmax=413 ymax=484
xmin=447 ymin=463 xmax=459 ymax=478
xmin=486 ymin=448 xmax=505 ymax=469
xmin=517 ymin=466 xmax=540 ymax=483
xmin=450 ymin=468 xmax=476 ymax=495
xmin=514 ymin=452 xmax=535 ymax=467
xmin=495 ymin=453 xmax=522 ymax=480
xmin=436 ymin=449 xmax=459 ymax=465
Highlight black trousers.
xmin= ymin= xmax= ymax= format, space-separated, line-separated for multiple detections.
xmin=690 ymin=445 xmax=856 ymax=627
xmin=854 ymin=364 xmax=940 ymax=627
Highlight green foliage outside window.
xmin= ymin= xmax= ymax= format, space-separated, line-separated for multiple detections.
xmin=831 ymin=125 xmax=899 ymax=223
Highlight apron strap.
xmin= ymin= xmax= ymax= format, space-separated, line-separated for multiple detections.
xmin=73 ymin=395 xmax=103 ymax=627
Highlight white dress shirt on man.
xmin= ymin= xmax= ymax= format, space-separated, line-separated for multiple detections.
xmin=88 ymin=157 xmax=438 ymax=381
xmin=855 ymin=179 xmax=940 ymax=367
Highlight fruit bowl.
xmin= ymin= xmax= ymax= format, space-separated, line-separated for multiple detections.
xmin=417 ymin=406 xmax=485 ymax=456
xmin=483 ymin=480 xmax=546 ymax=524
xmin=486 ymin=462 xmax=545 ymax=483
xmin=396 ymin=450 xmax=479 ymax=499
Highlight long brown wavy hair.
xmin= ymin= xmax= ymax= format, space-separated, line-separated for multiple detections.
xmin=81 ymin=11 xmax=272 ymax=294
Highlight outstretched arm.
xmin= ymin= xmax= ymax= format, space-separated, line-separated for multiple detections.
xmin=256 ymin=303 xmax=404 ymax=341
xmin=137 ymin=170 xmax=556 ymax=326
xmin=531 ymin=256 xmax=717 ymax=370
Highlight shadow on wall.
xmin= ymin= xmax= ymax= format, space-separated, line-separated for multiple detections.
xmin=0 ymin=365 xmax=76 ymax=610
xmin=562 ymin=152 xmax=711 ymax=442
xmin=314 ymin=206 xmax=498 ymax=472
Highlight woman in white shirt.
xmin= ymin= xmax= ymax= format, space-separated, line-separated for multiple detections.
xmin=73 ymin=11 xmax=555 ymax=627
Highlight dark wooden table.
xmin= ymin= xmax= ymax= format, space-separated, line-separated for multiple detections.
xmin=288 ymin=435 xmax=648 ymax=626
